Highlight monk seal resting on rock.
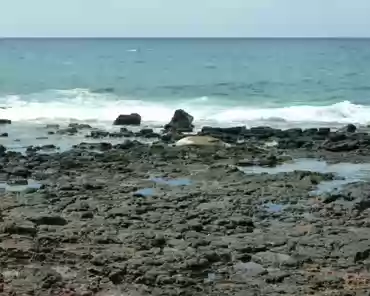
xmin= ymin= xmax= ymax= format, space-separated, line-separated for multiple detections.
xmin=175 ymin=136 xmax=230 ymax=147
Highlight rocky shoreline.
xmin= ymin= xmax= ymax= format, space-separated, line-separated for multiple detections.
xmin=2 ymin=111 xmax=370 ymax=295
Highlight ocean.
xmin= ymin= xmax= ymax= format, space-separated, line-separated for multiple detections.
xmin=1 ymin=38 xmax=370 ymax=129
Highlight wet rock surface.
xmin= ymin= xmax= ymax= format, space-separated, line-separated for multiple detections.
xmin=113 ymin=113 xmax=142 ymax=126
xmin=1 ymin=124 xmax=370 ymax=295
xmin=164 ymin=109 xmax=194 ymax=132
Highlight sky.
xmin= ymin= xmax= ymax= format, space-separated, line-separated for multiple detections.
xmin=1 ymin=0 xmax=369 ymax=37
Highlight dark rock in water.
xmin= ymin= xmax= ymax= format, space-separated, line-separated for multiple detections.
xmin=164 ymin=109 xmax=194 ymax=132
xmin=26 ymin=146 xmax=38 ymax=153
xmin=68 ymin=123 xmax=92 ymax=129
xmin=322 ymin=140 xmax=360 ymax=152
xmin=114 ymin=140 xmax=135 ymax=150
xmin=113 ymin=113 xmax=141 ymax=125
xmin=57 ymin=127 xmax=78 ymax=135
xmin=89 ymin=130 xmax=109 ymax=138
xmin=74 ymin=142 xmax=112 ymax=151
xmin=45 ymin=124 xmax=60 ymax=129
xmin=0 ymin=132 xmax=8 ymax=137
xmin=345 ymin=124 xmax=357 ymax=133
xmin=41 ymin=144 xmax=57 ymax=150
xmin=92 ymin=87 xmax=115 ymax=93
xmin=0 ymin=144 xmax=6 ymax=155
xmin=0 ymin=119 xmax=11 ymax=124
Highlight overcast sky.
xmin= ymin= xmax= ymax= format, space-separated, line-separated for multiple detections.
xmin=1 ymin=0 xmax=369 ymax=37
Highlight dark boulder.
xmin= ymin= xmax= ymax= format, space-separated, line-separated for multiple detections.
xmin=0 ymin=144 xmax=6 ymax=155
xmin=113 ymin=113 xmax=141 ymax=126
xmin=0 ymin=119 xmax=11 ymax=124
xmin=345 ymin=124 xmax=357 ymax=133
xmin=164 ymin=109 xmax=194 ymax=132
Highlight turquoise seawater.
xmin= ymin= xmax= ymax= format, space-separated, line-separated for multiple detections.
xmin=1 ymin=38 xmax=370 ymax=127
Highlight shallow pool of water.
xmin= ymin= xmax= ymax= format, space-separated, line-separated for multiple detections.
xmin=263 ymin=203 xmax=287 ymax=213
xmin=0 ymin=179 xmax=42 ymax=193
xmin=133 ymin=188 xmax=156 ymax=197
xmin=150 ymin=177 xmax=192 ymax=186
xmin=241 ymin=158 xmax=370 ymax=194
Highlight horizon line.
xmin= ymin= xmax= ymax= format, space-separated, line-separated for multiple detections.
xmin=1 ymin=36 xmax=370 ymax=39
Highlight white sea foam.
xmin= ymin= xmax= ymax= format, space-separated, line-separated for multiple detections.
xmin=1 ymin=89 xmax=370 ymax=128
